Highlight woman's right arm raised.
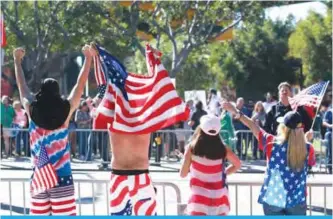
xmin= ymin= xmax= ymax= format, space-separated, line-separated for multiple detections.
xmin=67 ymin=45 xmax=95 ymax=114
xmin=222 ymin=100 xmax=261 ymax=139
xmin=13 ymin=48 xmax=33 ymax=111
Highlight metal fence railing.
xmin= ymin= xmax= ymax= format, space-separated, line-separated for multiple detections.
xmin=1 ymin=128 xmax=330 ymax=172
xmin=1 ymin=178 xmax=331 ymax=216
xmin=178 ymin=180 xmax=332 ymax=216
xmin=0 ymin=178 xmax=182 ymax=216
xmin=226 ymin=180 xmax=332 ymax=216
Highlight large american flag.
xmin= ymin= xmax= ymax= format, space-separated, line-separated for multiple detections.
xmin=92 ymin=43 xmax=190 ymax=134
xmin=289 ymin=81 xmax=329 ymax=111
xmin=30 ymin=145 xmax=58 ymax=196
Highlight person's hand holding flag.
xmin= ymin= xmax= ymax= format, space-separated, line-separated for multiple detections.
xmin=91 ymin=42 xmax=190 ymax=133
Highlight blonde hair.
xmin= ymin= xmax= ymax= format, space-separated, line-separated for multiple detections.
xmin=254 ymin=101 xmax=265 ymax=113
xmin=276 ymin=123 xmax=307 ymax=171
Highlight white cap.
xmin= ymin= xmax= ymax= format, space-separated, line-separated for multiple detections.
xmin=199 ymin=115 xmax=221 ymax=136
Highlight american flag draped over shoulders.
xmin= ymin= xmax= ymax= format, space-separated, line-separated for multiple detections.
xmin=289 ymin=81 xmax=329 ymax=115
xmin=92 ymin=43 xmax=190 ymax=134
xmin=30 ymin=144 xmax=58 ymax=196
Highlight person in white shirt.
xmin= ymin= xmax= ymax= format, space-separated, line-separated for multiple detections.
xmin=262 ymin=92 xmax=277 ymax=114
xmin=207 ymin=88 xmax=221 ymax=116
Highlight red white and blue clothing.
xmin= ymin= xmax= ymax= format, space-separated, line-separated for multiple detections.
xmin=29 ymin=120 xmax=75 ymax=215
xmin=30 ymin=175 xmax=76 ymax=215
xmin=30 ymin=120 xmax=72 ymax=176
xmin=187 ymin=155 xmax=230 ymax=215
xmin=258 ymin=129 xmax=315 ymax=209
xmin=109 ymin=170 xmax=157 ymax=216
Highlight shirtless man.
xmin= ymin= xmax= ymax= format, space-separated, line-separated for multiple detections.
xmin=91 ymin=45 xmax=185 ymax=215
xmin=109 ymin=132 xmax=156 ymax=215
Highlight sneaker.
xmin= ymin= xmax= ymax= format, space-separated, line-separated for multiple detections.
xmin=98 ymin=164 xmax=109 ymax=170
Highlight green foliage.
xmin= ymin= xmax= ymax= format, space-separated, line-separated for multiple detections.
xmin=3 ymin=1 xmax=132 ymax=89
xmin=209 ymin=17 xmax=297 ymax=100
xmin=176 ymin=47 xmax=213 ymax=98
xmin=288 ymin=9 xmax=332 ymax=85
xmin=3 ymin=1 xmax=330 ymax=100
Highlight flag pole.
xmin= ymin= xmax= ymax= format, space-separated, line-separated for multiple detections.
xmin=310 ymin=81 xmax=329 ymax=130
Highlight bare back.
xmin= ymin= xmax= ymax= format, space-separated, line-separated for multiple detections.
xmin=110 ymin=132 xmax=151 ymax=170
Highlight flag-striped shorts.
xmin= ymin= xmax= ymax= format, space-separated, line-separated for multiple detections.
xmin=30 ymin=175 xmax=76 ymax=215
xmin=109 ymin=169 xmax=157 ymax=216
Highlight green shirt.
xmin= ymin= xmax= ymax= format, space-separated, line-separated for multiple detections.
xmin=1 ymin=103 xmax=16 ymax=128
xmin=220 ymin=111 xmax=235 ymax=148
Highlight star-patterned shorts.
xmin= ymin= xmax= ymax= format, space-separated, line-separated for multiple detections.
xmin=30 ymin=175 xmax=76 ymax=215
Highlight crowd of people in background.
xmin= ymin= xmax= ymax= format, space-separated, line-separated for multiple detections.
xmin=1 ymin=82 xmax=332 ymax=173
xmin=0 ymin=94 xmax=110 ymax=169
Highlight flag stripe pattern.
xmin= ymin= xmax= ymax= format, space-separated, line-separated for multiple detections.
xmin=109 ymin=173 xmax=157 ymax=215
xmin=289 ymin=81 xmax=329 ymax=111
xmin=30 ymin=175 xmax=76 ymax=215
xmin=93 ymin=43 xmax=190 ymax=134
xmin=1 ymin=11 xmax=7 ymax=48
xmin=29 ymin=120 xmax=72 ymax=176
xmin=30 ymin=141 xmax=58 ymax=196
xmin=29 ymin=120 xmax=72 ymax=196
xmin=187 ymin=155 xmax=230 ymax=215
xmin=93 ymin=55 xmax=107 ymax=99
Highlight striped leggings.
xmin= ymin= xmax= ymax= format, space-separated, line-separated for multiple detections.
xmin=30 ymin=179 xmax=76 ymax=215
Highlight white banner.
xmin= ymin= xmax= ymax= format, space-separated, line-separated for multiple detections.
xmin=184 ymin=90 xmax=207 ymax=110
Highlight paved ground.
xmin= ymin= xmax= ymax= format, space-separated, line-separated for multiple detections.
xmin=1 ymin=157 xmax=332 ymax=216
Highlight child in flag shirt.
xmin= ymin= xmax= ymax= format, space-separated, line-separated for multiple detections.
xmin=13 ymin=45 xmax=95 ymax=215
xmin=222 ymin=101 xmax=315 ymax=215
xmin=179 ymin=115 xmax=241 ymax=215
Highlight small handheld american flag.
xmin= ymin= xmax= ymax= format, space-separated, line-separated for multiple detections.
xmin=92 ymin=43 xmax=190 ymax=133
xmin=30 ymin=145 xmax=58 ymax=196
xmin=289 ymin=81 xmax=330 ymax=111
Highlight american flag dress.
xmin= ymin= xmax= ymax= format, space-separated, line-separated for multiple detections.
xmin=186 ymin=155 xmax=230 ymax=215
xmin=29 ymin=120 xmax=76 ymax=215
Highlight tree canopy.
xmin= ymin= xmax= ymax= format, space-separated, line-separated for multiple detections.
xmin=288 ymin=8 xmax=332 ymax=86
xmin=2 ymin=1 xmax=331 ymax=99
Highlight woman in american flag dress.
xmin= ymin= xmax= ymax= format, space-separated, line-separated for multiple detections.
xmin=13 ymin=45 xmax=95 ymax=215
xmin=222 ymin=101 xmax=315 ymax=215
xmin=179 ymin=114 xmax=241 ymax=215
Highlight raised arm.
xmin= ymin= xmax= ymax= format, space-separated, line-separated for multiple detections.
xmin=67 ymin=45 xmax=95 ymax=114
xmin=222 ymin=100 xmax=261 ymax=139
xmin=13 ymin=48 xmax=34 ymax=111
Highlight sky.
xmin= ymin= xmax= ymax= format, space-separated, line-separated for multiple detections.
xmin=266 ymin=1 xmax=328 ymax=22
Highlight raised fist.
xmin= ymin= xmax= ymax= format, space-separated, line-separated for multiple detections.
xmin=82 ymin=44 xmax=92 ymax=58
xmin=221 ymin=100 xmax=237 ymax=115
xmin=13 ymin=48 xmax=25 ymax=61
